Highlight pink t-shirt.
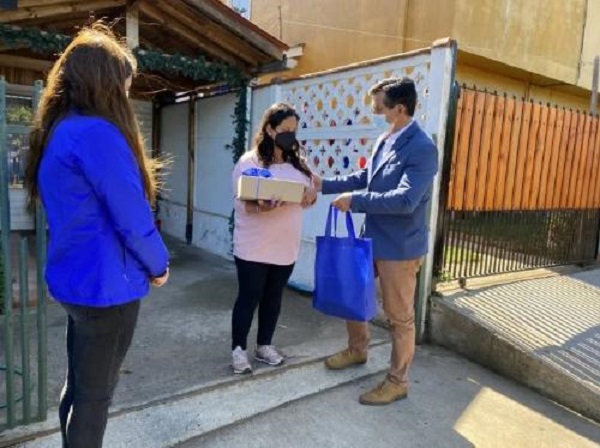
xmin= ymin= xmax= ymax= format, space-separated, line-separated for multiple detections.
xmin=232 ymin=152 xmax=311 ymax=266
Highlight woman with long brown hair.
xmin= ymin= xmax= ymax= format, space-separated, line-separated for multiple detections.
xmin=25 ymin=24 xmax=169 ymax=447
xmin=230 ymin=103 xmax=317 ymax=374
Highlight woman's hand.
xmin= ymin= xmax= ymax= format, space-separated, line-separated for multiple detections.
xmin=244 ymin=197 xmax=284 ymax=213
xmin=301 ymin=186 xmax=317 ymax=208
xmin=151 ymin=267 xmax=169 ymax=287
xmin=258 ymin=197 xmax=284 ymax=211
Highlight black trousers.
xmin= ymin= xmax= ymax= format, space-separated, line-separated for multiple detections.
xmin=59 ymin=300 xmax=140 ymax=448
xmin=232 ymin=257 xmax=294 ymax=350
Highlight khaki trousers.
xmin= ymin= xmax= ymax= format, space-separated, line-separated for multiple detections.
xmin=346 ymin=258 xmax=422 ymax=384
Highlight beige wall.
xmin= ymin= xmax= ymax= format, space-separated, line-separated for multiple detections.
xmin=457 ymin=65 xmax=588 ymax=110
xmin=251 ymin=0 xmax=591 ymax=109
xmin=447 ymin=0 xmax=585 ymax=86
xmin=579 ymin=0 xmax=600 ymax=89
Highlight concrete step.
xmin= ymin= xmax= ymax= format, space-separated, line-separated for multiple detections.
xmin=430 ymin=273 xmax=600 ymax=423
xmin=10 ymin=344 xmax=391 ymax=448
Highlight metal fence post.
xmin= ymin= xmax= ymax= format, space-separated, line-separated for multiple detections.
xmin=33 ymin=80 xmax=48 ymax=421
xmin=0 ymin=76 xmax=17 ymax=428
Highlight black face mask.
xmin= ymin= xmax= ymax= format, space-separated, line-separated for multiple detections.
xmin=274 ymin=131 xmax=298 ymax=153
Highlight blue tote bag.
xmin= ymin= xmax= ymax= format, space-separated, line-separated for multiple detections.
xmin=313 ymin=205 xmax=377 ymax=321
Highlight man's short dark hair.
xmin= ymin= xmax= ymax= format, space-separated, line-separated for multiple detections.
xmin=381 ymin=78 xmax=417 ymax=116
xmin=368 ymin=77 xmax=400 ymax=96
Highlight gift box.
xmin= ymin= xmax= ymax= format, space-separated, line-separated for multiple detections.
xmin=237 ymin=175 xmax=305 ymax=204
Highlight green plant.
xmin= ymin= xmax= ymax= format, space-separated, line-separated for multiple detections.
xmin=7 ymin=105 xmax=33 ymax=124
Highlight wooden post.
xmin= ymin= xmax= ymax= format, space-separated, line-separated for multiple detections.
xmin=186 ymin=97 xmax=196 ymax=245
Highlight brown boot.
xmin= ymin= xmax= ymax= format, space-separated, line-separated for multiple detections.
xmin=359 ymin=379 xmax=408 ymax=406
xmin=324 ymin=348 xmax=368 ymax=370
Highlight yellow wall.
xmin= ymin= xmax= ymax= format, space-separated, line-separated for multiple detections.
xmin=251 ymin=0 xmax=591 ymax=109
xmin=578 ymin=0 xmax=600 ymax=89
xmin=457 ymin=65 xmax=588 ymax=110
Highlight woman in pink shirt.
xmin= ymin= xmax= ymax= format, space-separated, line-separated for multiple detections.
xmin=231 ymin=103 xmax=316 ymax=374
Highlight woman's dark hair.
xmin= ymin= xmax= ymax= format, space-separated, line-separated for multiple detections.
xmin=253 ymin=103 xmax=312 ymax=179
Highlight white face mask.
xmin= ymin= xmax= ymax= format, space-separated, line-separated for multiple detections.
xmin=372 ymin=114 xmax=387 ymax=129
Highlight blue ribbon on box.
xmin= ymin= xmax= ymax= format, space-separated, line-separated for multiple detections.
xmin=241 ymin=168 xmax=273 ymax=199
xmin=242 ymin=168 xmax=273 ymax=178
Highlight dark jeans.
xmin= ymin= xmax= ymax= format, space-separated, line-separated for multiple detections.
xmin=59 ymin=300 xmax=140 ymax=448
xmin=232 ymin=257 xmax=294 ymax=350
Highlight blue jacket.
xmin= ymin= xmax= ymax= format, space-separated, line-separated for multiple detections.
xmin=38 ymin=114 xmax=169 ymax=307
xmin=322 ymin=122 xmax=438 ymax=260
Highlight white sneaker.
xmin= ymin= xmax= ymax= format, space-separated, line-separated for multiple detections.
xmin=232 ymin=346 xmax=252 ymax=374
xmin=255 ymin=345 xmax=284 ymax=366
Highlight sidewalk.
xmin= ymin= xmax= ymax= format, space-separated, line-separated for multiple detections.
xmin=4 ymin=240 xmax=600 ymax=447
xmin=0 ymin=237 xmax=388 ymax=446
xmin=15 ymin=344 xmax=600 ymax=448
xmin=181 ymin=346 xmax=600 ymax=448
xmin=431 ymin=267 xmax=600 ymax=422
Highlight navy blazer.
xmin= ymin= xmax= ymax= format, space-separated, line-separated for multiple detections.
xmin=322 ymin=121 xmax=438 ymax=260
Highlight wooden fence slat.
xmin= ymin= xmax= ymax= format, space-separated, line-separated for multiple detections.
xmin=447 ymin=91 xmax=464 ymax=209
xmin=451 ymin=89 xmax=475 ymax=210
xmin=442 ymin=95 xmax=464 ymax=210
xmin=537 ymin=106 xmax=557 ymax=209
xmin=463 ymin=90 xmax=487 ymax=210
xmin=475 ymin=93 xmax=496 ymax=210
xmin=552 ymin=110 xmax=572 ymax=209
xmin=485 ymin=95 xmax=505 ymax=210
xmin=559 ymin=111 xmax=580 ymax=208
xmin=494 ymin=97 xmax=515 ymax=209
xmin=584 ymin=117 xmax=600 ymax=208
xmin=572 ymin=113 xmax=590 ymax=208
xmin=546 ymin=108 xmax=565 ymax=209
xmin=521 ymin=102 xmax=541 ymax=209
xmin=530 ymin=104 xmax=549 ymax=209
xmin=585 ymin=117 xmax=599 ymax=208
xmin=576 ymin=115 xmax=594 ymax=208
xmin=504 ymin=98 xmax=523 ymax=210
xmin=591 ymin=117 xmax=600 ymax=207
xmin=513 ymin=100 xmax=533 ymax=209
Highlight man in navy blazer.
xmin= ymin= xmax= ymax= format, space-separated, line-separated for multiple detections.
xmin=315 ymin=78 xmax=439 ymax=405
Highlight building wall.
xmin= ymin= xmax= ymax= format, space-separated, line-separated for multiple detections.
xmin=456 ymin=65 xmax=589 ymax=110
xmin=251 ymin=0 xmax=592 ymax=108
xmin=158 ymin=93 xmax=239 ymax=259
xmin=192 ymin=93 xmax=238 ymax=257
xmin=158 ymin=103 xmax=189 ymax=240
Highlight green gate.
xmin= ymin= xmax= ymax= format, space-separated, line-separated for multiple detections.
xmin=0 ymin=76 xmax=48 ymax=430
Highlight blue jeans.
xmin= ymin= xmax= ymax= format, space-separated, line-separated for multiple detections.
xmin=59 ymin=300 xmax=140 ymax=448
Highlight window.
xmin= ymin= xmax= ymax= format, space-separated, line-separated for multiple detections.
xmin=229 ymin=0 xmax=251 ymax=19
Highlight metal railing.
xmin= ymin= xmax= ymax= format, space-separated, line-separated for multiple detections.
xmin=436 ymin=208 xmax=600 ymax=281
xmin=1 ymin=77 xmax=47 ymax=430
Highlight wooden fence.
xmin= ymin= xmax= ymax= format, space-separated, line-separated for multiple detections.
xmin=448 ymin=88 xmax=600 ymax=211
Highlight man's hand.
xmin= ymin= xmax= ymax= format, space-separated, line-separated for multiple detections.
xmin=151 ymin=267 xmax=169 ymax=287
xmin=301 ymin=186 xmax=317 ymax=208
xmin=332 ymin=193 xmax=353 ymax=212
xmin=312 ymin=174 xmax=323 ymax=192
